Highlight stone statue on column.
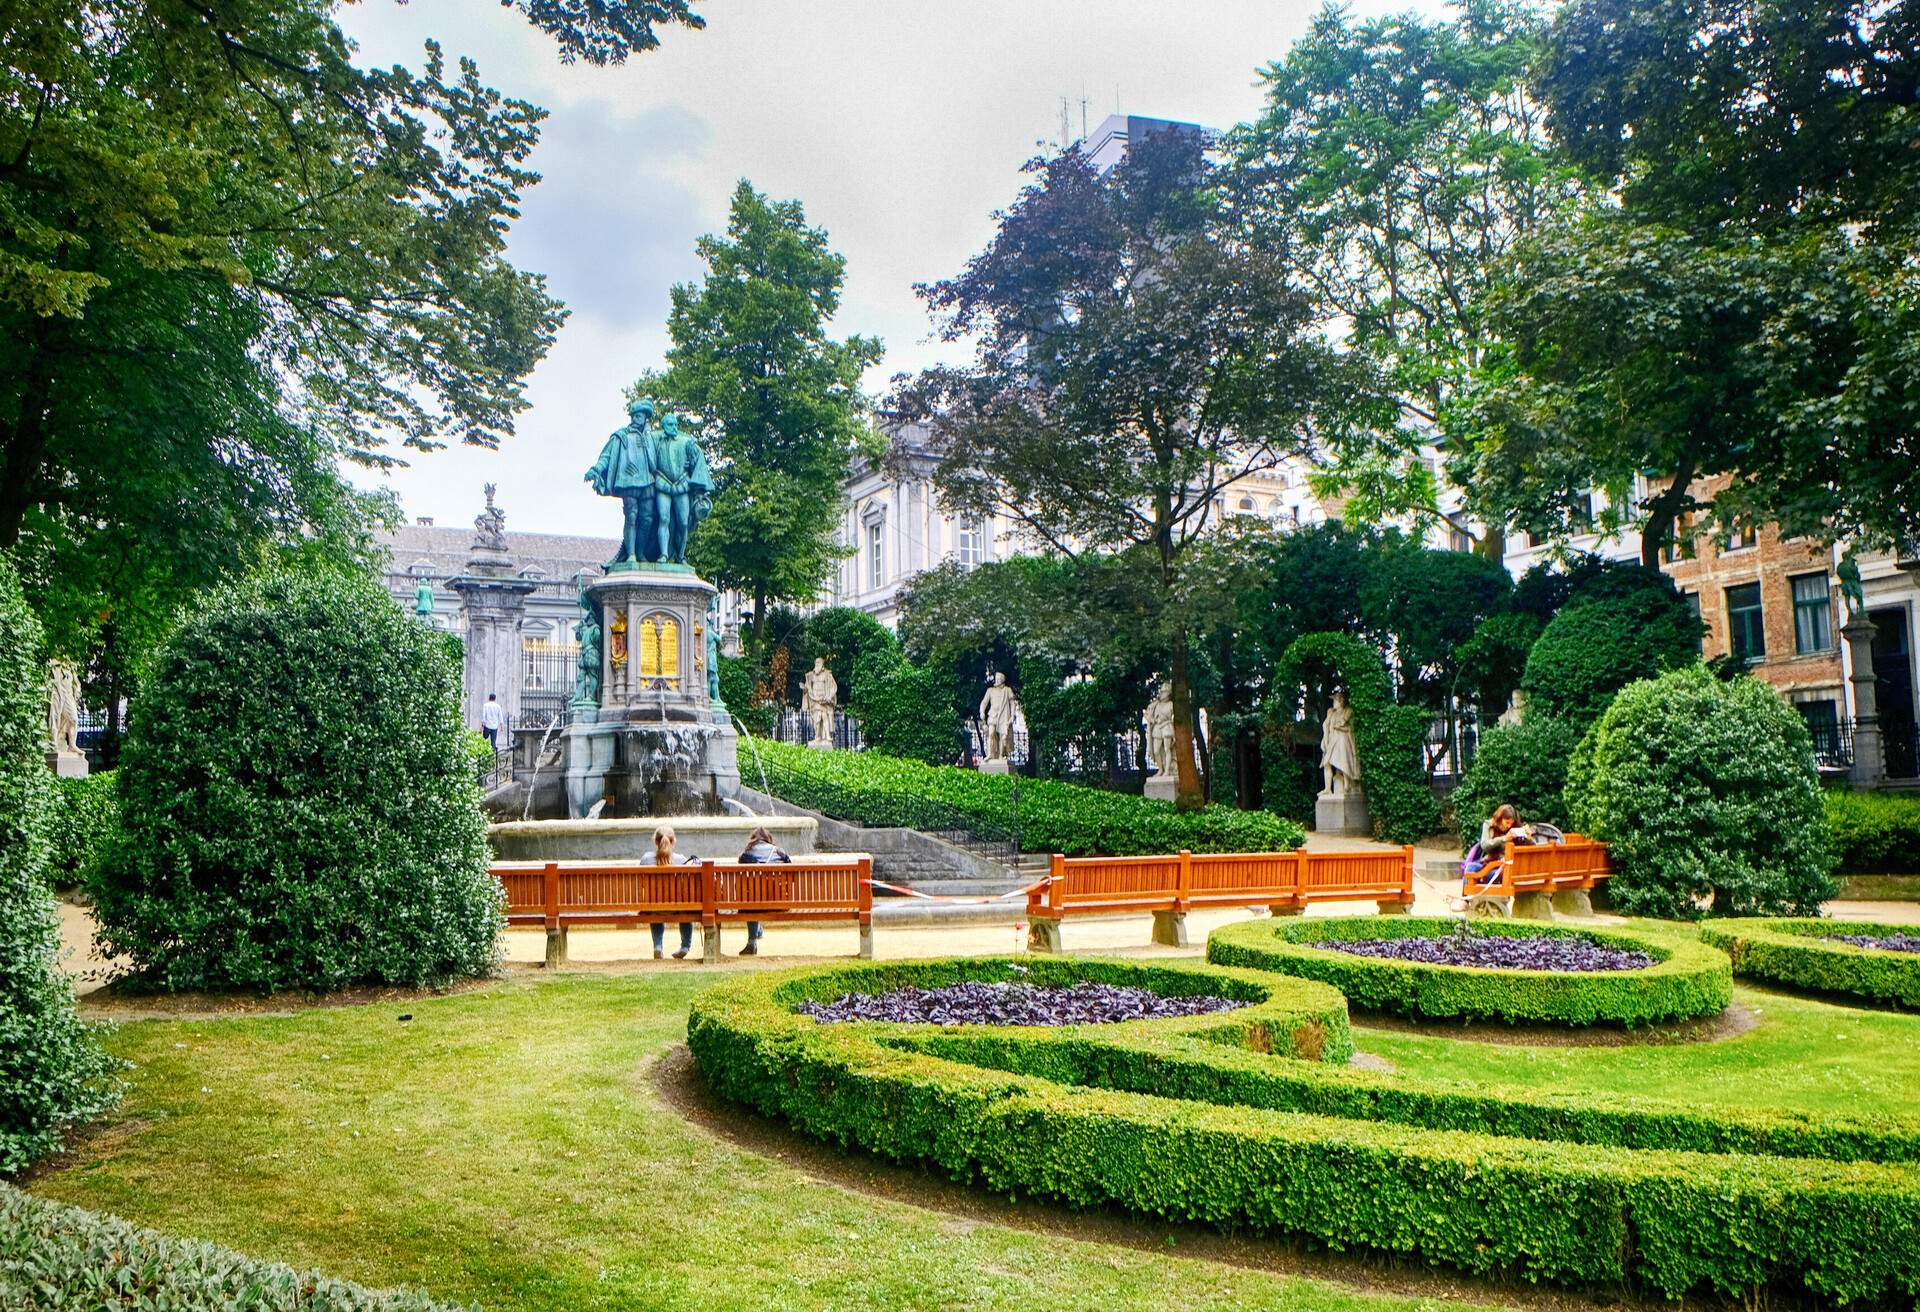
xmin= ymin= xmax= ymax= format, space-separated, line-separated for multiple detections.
xmin=573 ymin=589 xmax=602 ymax=709
xmin=978 ymin=672 xmax=1020 ymax=765
xmin=1315 ymin=687 xmax=1369 ymax=834
xmin=45 ymin=660 xmax=87 ymax=777
xmin=802 ymin=658 xmax=838 ymax=747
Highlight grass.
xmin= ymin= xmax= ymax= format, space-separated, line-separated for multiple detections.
xmin=29 ymin=940 xmax=1920 ymax=1311
xmin=32 ymin=970 xmax=1512 ymax=1312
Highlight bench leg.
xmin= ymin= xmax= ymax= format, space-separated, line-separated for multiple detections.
xmin=1375 ymin=899 xmax=1411 ymax=916
xmin=544 ymin=926 xmax=568 ymax=969
xmin=1552 ymin=889 xmax=1594 ymax=917
xmin=1268 ymin=904 xmax=1303 ymax=917
xmin=1027 ymin=917 xmax=1063 ymax=954
xmin=1150 ymin=910 xmax=1189 ymax=948
xmin=1511 ymin=891 xmax=1555 ymax=921
xmin=857 ymin=923 xmax=874 ymax=960
xmin=701 ymin=924 xmax=720 ymax=964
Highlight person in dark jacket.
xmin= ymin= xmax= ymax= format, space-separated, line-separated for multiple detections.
xmin=735 ymin=827 xmax=790 ymax=956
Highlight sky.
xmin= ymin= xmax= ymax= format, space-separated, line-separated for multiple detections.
xmin=339 ymin=0 xmax=1446 ymax=537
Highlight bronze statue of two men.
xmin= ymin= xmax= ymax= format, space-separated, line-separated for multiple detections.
xmin=584 ymin=396 xmax=714 ymax=566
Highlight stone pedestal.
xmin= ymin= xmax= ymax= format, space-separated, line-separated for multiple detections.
xmin=807 ymin=738 xmax=834 ymax=751
xmin=1376 ymin=899 xmax=1411 ymax=916
xmin=450 ymin=541 xmax=538 ymax=737
xmin=1511 ymin=891 xmax=1555 ymax=921
xmin=1150 ymin=909 xmax=1189 ymax=947
xmin=1314 ymin=786 xmax=1371 ymax=837
xmin=1143 ymin=773 xmax=1177 ymax=801
xmin=978 ymin=758 xmax=1013 ymax=775
xmin=1552 ymin=889 xmax=1594 ymax=917
xmin=1027 ymin=917 xmax=1063 ymax=953
xmin=1269 ymin=904 xmax=1303 ymax=917
xmin=1842 ymin=618 xmax=1887 ymax=785
xmin=45 ymin=751 xmax=88 ymax=779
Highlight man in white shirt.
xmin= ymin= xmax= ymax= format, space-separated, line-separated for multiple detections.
xmin=481 ymin=694 xmax=504 ymax=750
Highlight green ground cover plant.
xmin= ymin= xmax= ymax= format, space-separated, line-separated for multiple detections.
xmin=34 ymin=971 xmax=1503 ymax=1312
xmin=1701 ymin=917 xmax=1920 ymax=1009
xmin=0 ymin=1185 xmax=464 ymax=1311
xmin=691 ymin=956 xmax=1920 ymax=1302
xmin=1207 ymin=917 xmax=1731 ymax=1027
xmin=756 ymin=740 xmax=1305 ymax=855
xmin=1825 ymin=790 xmax=1920 ymax=875
xmin=92 ymin=571 xmax=502 ymax=992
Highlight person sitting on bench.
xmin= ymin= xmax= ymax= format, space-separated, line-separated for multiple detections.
xmin=1468 ymin=805 xmax=1538 ymax=882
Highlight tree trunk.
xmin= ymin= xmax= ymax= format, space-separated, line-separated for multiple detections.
xmin=751 ymin=580 xmax=767 ymax=649
xmin=1639 ymin=460 xmax=1697 ymax=571
xmin=1169 ymin=630 xmax=1203 ymax=811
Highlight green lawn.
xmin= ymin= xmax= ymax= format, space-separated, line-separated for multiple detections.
xmin=30 ymin=952 xmax=1920 ymax=1312
xmin=34 ymin=971 xmax=1512 ymax=1312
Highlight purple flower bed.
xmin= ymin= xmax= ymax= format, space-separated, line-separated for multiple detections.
xmin=797 ymin=981 xmax=1248 ymax=1026
xmin=1307 ymin=931 xmax=1654 ymax=973
xmin=1832 ymin=933 xmax=1920 ymax=954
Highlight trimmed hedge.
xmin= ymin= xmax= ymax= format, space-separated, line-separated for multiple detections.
xmin=1826 ymin=790 xmax=1920 ymax=875
xmin=1206 ymin=917 xmax=1731 ymax=1027
xmin=1701 ymin=918 xmax=1920 ymax=1009
xmin=0 ymin=1183 xmax=469 ymax=1310
xmin=756 ymin=740 xmax=1305 ymax=856
xmin=45 ymin=771 xmax=118 ymax=887
xmin=689 ymin=957 xmax=1920 ymax=1302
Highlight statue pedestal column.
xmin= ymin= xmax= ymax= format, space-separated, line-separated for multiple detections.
xmin=1315 ymin=786 xmax=1371 ymax=837
xmin=977 ymin=758 xmax=1013 ymax=775
xmin=45 ymin=751 xmax=88 ymax=779
xmin=1842 ymin=618 xmax=1887 ymax=785
xmin=1143 ymin=773 xmax=1176 ymax=802
xmin=449 ymin=547 xmax=537 ymax=739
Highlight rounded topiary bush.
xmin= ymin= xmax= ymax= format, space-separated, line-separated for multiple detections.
xmin=0 ymin=557 xmax=120 ymax=1172
xmin=93 ymin=571 xmax=502 ymax=992
xmin=1521 ymin=588 xmax=1702 ymax=729
xmin=1566 ymin=666 xmax=1836 ymax=919
xmin=1450 ymin=715 xmax=1582 ymax=849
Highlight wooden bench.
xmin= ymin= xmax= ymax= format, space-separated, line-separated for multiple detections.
xmin=1025 ymin=847 xmax=1415 ymax=952
xmin=1462 ymin=835 xmax=1612 ymax=919
xmin=492 ymin=856 xmax=874 ymax=965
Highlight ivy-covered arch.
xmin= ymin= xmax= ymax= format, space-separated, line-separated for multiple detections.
xmin=1269 ymin=632 xmax=1439 ymax=843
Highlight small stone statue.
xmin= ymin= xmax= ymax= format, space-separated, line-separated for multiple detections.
xmin=573 ymin=592 xmax=602 ymax=708
xmin=473 ymin=483 xmax=508 ymax=553
xmin=978 ymin=671 xmax=1020 ymax=762
xmin=46 ymin=660 xmax=81 ymax=757
xmin=1838 ymin=551 xmax=1865 ymax=621
xmin=706 ymin=598 xmax=724 ymax=705
xmin=1497 ymin=688 xmax=1528 ymax=728
xmin=1319 ymin=688 xmax=1362 ymax=797
xmin=413 ymin=578 xmax=435 ymax=617
xmin=801 ymin=657 xmax=838 ymax=747
xmin=586 ymin=396 xmax=660 ymax=566
xmin=1144 ymin=680 xmax=1176 ymax=776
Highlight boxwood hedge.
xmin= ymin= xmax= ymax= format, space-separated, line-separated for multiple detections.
xmin=1206 ymin=917 xmax=1731 ymax=1027
xmin=688 ymin=956 xmax=1920 ymax=1303
xmin=1701 ymin=918 xmax=1920 ymax=1009
xmin=0 ymin=1184 xmax=469 ymax=1310
xmin=755 ymin=740 xmax=1305 ymax=856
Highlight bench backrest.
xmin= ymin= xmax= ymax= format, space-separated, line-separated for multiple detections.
xmin=1506 ymin=835 xmax=1611 ymax=889
xmin=1031 ymin=845 xmax=1414 ymax=915
xmin=491 ymin=857 xmax=872 ymax=924
xmin=1299 ymin=847 xmax=1415 ymax=903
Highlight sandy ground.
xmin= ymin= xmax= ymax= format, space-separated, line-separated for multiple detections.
xmin=57 ymin=873 xmax=1919 ymax=988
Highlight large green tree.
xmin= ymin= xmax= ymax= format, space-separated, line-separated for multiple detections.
xmin=1449 ymin=0 xmax=1920 ymax=555
xmin=893 ymin=131 xmax=1377 ymax=808
xmin=639 ymin=181 xmax=882 ymax=640
xmin=1229 ymin=0 xmax=1584 ymax=553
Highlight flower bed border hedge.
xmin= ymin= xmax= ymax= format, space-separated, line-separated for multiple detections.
xmin=752 ymin=740 xmax=1306 ymax=856
xmin=0 ymin=1184 xmax=467 ymax=1311
xmin=1205 ymin=917 xmax=1731 ymax=1027
xmin=1700 ymin=918 xmax=1920 ymax=1009
xmin=688 ymin=957 xmax=1920 ymax=1303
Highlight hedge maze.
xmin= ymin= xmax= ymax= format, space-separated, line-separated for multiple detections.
xmin=1703 ymin=917 xmax=1920 ymax=1009
xmin=689 ymin=954 xmax=1920 ymax=1305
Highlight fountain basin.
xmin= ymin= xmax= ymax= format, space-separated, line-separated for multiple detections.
xmin=488 ymin=815 xmax=818 ymax=863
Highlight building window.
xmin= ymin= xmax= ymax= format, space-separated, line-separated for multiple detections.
xmin=1661 ymin=514 xmax=1698 ymax=565
xmin=1237 ymin=494 xmax=1258 ymax=515
xmin=1569 ymin=492 xmax=1594 ymax=532
xmin=868 ymin=522 xmax=884 ymax=589
xmin=1726 ymin=582 xmax=1765 ymax=663
xmin=1798 ymin=699 xmax=1841 ymax=757
xmin=1448 ymin=525 xmax=1472 ymax=553
xmin=1722 ymin=519 xmax=1754 ymax=552
xmin=956 ymin=521 xmax=984 ymax=568
xmin=1791 ymin=573 xmax=1833 ymax=654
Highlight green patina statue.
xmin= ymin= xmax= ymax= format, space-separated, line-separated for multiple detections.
xmin=413 ymin=579 xmax=434 ymax=617
xmin=1838 ymin=550 xmax=1865 ymax=620
xmin=584 ymin=395 xmax=714 ymax=566
xmin=706 ymin=595 xmax=724 ymax=706
xmin=574 ymin=589 xmax=602 ymax=707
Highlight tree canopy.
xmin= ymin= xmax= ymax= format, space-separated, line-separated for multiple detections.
xmin=639 ymin=181 xmax=881 ymax=639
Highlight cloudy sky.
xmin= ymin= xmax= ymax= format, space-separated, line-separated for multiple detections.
xmin=340 ymin=0 xmax=1444 ymax=536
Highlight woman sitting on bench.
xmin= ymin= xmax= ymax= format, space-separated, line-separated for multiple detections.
xmin=1464 ymin=804 xmax=1538 ymax=882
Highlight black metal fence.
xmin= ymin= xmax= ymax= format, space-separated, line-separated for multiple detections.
xmin=772 ymin=707 xmax=866 ymax=751
xmin=519 ymin=640 xmax=578 ymax=730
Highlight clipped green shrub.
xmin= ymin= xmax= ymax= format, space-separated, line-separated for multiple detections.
xmin=1521 ymin=588 xmax=1702 ymax=729
xmin=785 ymin=606 xmax=899 ymax=706
xmin=756 ymin=740 xmax=1304 ymax=855
xmin=92 ymin=571 xmax=503 ymax=992
xmin=1271 ymin=632 xmax=1440 ymax=843
xmin=1701 ymin=918 xmax=1920 ymax=1009
xmin=851 ymin=654 xmax=962 ymax=766
xmin=0 ymin=557 xmax=120 ymax=1175
xmin=0 ymin=1184 xmax=467 ymax=1310
xmin=717 ymin=653 xmax=776 ymax=736
xmin=690 ymin=956 xmax=1920 ymax=1302
xmin=1566 ymin=666 xmax=1836 ymax=919
xmin=45 ymin=770 xmax=118 ymax=887
xmin=1825 ymin=789 xmax=1920 ymax=875
xmin=1449 ymin=716 xmax=1581 ymax=849
xmin=1207 ymin=917 xmax=1730 ymax=1027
